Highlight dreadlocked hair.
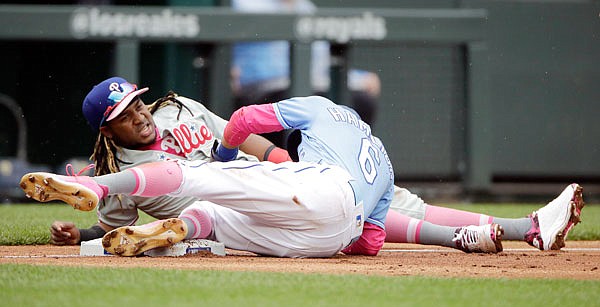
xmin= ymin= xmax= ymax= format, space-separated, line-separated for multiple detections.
xmin=90 ymin=90 xmax=194 ymax=176
xmin=90 ymin=134 xmax=123 ymax=176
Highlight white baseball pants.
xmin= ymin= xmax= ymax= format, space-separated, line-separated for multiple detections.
xmin=171 ymin=160 xmax=364 ymax=258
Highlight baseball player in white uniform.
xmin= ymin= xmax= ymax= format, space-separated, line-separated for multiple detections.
xmin=96 ymin=93 xmax=265 ymax=229
xmin=43 ymin=77 xmax=291 ymax=245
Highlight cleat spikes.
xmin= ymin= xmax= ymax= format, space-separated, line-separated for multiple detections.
xmin=18 ymin=172 xmax=100 ymax=211
xmin=101 ymin=219 xmax=187 ymax=257
xmin=525 ymin=184 xmax=585 ymax=250
xmin=102 ymin=237 xmax=112 ymax=248
xmin=114 ymin=247 xmax=125 ymax=255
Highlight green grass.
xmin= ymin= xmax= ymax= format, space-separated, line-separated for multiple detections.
xmin=1 ymin=203 xmax=599 ymax=306
xmin=0 ymin=203 xmax=156 ymax=245
xmin=0 ymin=264 xmax=598 ymax=307
xmin=443 ymin=202 xmax=600 ymax=241
xmin=1 ymin=202 xmax=598 ymax=245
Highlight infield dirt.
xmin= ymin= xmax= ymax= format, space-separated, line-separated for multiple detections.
xmin=1 ymin=241 xmax=599 ymax=280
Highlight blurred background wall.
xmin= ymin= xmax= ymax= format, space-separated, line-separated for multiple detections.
xmin=0 ymin=0 xmax=598 ymax=201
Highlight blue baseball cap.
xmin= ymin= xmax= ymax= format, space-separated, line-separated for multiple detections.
xmin=82 ymin=77 xmax=149 ymax=131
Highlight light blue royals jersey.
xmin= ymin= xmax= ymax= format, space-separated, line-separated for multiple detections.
xmin=272 ymin=96 xmax=394 ymax=228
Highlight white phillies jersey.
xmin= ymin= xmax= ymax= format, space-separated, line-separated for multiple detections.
xmin=98 ymin=97 xmax=258 ymax=227
xmin=273 ymin=96 xmax=394 ymax=228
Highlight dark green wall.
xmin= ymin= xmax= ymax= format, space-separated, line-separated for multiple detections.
xmin=350 ymin=43 xmax=467 ymax=180
xmin=0 ymin=41 xmax=112 ymax=166
xmin=463 ymin=1 xmax=600 ymax=179
xmin=0 ymin=1 xmax=598 ymax=187
xmin=315 ymin=0 xmax=600 ymax=182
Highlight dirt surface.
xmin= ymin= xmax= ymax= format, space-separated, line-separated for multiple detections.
xmin=2 ymin=241 xmax=599 ymax=280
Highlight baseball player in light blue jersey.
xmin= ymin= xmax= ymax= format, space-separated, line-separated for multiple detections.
xmin=214 ymin=96 xmax=394 ymax=255
xmin=275 ymin=97 xmax=395 ymax=223
xmin=276 ymin=98 xmax=395 ymax=226
xmin=215 ymin=96 xmax=395 ymax=255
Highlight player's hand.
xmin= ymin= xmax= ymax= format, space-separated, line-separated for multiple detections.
xmin=211 ymin=140 xmax=239 ymax=162
xmin=50 ymin=221 xmax=81 ymax=245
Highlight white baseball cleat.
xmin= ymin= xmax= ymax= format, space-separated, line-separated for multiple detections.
xmin=453 ymin=224 xmax=504 ymax=253
xmin=102 ymin=218 xmax=188 ymax=257
xmin=525 ymin=183 xmax=584 ymax=250
xmin=19 ymin=167 xmax=107 ymax=211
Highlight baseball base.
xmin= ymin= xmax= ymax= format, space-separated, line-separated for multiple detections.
xmin=80 ymin=238 xmax=226 ymax=257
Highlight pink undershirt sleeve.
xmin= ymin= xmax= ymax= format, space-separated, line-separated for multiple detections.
xmin=223 ymin=104 xmax=284 ymax=147
xmin=341 ymin=222 xmax=386 ymax=256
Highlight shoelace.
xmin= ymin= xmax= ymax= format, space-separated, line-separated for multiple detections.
xmin=65 ymin=163 xmax=96 ymax=176
xmin=454 ymin=227 xmax=478 ymax=248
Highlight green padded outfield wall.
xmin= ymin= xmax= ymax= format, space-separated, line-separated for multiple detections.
xmin=464 ymin=1 xmax=600 ymax=180
xmin=316 ymin=0 xmax=600 ymax=183
xmin=0 ymin=1 xmax=598 ymax=188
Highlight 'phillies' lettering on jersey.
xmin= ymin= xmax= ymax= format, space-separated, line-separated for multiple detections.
xmin=170 ymin=122 xmax=214 ymax=156
xmin=160 ymin=134 xmax=183 ymax=155
xmin=138 ymin=128 xmax=186 ymax=158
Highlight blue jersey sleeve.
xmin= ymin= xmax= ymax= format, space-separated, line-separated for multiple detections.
xmin=272 ymin=96 xmax=333 ymax=130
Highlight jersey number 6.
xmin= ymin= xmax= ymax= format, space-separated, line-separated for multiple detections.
xmin=358 ymin=137 xmax=381 ymax=185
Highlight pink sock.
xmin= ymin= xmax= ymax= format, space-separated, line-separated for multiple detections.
xmin=423 ymin=204 xmax=493 ymax=227
xmin=179 ymin=207 xmax=213 ymax=239
xmin=127 ymin=161 xmax=183 ymax=197
xmin=384 ymin=210 xmax=423 ymax=243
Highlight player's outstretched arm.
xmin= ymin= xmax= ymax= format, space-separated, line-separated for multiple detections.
xmin=50 ymin=221 xmax=114 ymax=245
xmin=213 ymin=104 xmax=289 ymax=162
xmin=238 ymin=134 xmax=292 ymax=163
xmin=223 ymin=104 xmax=283 ymax=148
xmin=50 ymin=221 xmax=80 ymax=245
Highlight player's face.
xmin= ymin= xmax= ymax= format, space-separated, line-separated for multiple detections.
xmin=100 ymin=97 xmax=157 ymax=148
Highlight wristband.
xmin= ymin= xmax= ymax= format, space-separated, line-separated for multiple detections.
xmin=211 ymin=140 xmax=238 ymax=162
xmin=79 ymin=225 xmax=107 ymax=243
xmin=264 ymin=145 xmax=292 ymax=163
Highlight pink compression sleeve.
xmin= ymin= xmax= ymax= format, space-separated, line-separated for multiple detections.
xmin=224 ymin=104 xmax=284 ymax=147
xmin=424 ymin=204 xmax=492 ymax=227
xmin=128 ymin=161 xmax=183 ymax=197
xmin=341 ymin=222 xmax=386 ymax=256
xmin=384 ymin=210 xmax=423 ymax=243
